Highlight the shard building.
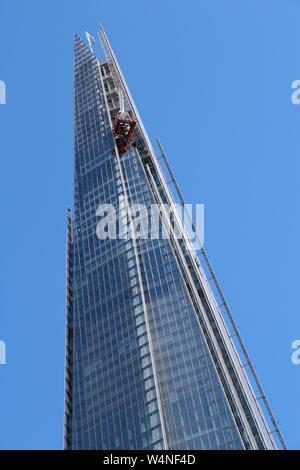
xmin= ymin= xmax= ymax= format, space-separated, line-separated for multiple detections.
xmin=64 ymin=27 xmax=285 ymax=450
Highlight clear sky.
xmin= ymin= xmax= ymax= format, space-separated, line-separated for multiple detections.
xmin=0 ymin=0 xmax=299 ymax=450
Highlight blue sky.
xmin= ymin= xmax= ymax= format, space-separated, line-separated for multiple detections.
xmin=0 ymin=0 xmax=299 ymax=450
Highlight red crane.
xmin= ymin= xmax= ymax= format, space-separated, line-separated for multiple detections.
xmin=113 ymin=111 xmax=137 ymax=155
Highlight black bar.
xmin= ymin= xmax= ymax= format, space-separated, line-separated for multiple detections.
xmin=0 ymin=450 xmax=297 ymax=466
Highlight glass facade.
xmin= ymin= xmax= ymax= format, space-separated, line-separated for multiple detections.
xmin=64 ymin=31 xmax=278 ymax=450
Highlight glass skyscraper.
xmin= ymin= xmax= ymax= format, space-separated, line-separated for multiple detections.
xmin=64 ymin=28 xmax=285 ymax=450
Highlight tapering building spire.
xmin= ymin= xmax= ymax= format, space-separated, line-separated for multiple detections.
xmin=64 ymin=29 xmax=285 ymax=450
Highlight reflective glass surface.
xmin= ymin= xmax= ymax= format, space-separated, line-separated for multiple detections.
xmin=67 ymin=36 xmax=244 ymax=450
